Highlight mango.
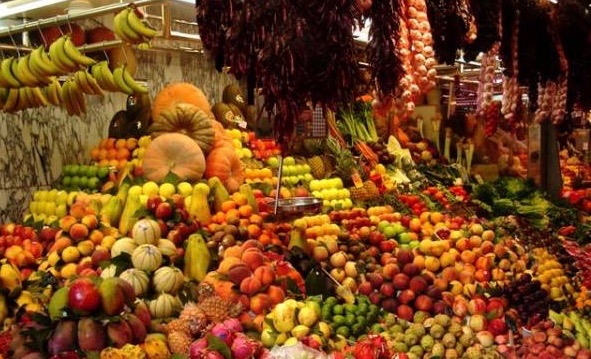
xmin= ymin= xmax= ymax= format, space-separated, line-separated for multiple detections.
xmin=48 ymin=320 xmax=77 ymax=355
xmin=107 ymin=320 xmax=133 ymax=348
xmin=78 ymin=317 xmax=106 ymax=352
xmin=99 ymin=278 xmax=125 ymax=316
xmin=48 ymin=287 xmax=69 ymax=320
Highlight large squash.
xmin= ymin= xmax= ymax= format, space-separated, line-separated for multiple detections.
xmin=142 ymin=133 xmax=206 ymax=182
xmin=150 ymin=103 xmax=215 ymax=153
xmin=152 ymin=83 xmax=212 ymax=119
xmin=204 ymin=146 xmax=245 ymax=193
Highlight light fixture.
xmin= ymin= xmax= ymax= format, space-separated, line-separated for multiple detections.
xmin=0 ymin=0 xmax=70 ymax=20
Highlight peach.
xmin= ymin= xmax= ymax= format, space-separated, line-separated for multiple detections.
xmin=59 ymin=215 xmax=78 ymax=232
xmin=249 ymin=293 xmax=271 ymax=315
xmin=81 ymin=214 xmax=99 ymax=231
xmin=455 ymin=237 xmax=470 ymax=252
xmin=481 ymin=240 xmax=494 ymax=254
xmin=469 ymin=235 xmax=482 ymax=249
xmin=49 ymin=236 xmax=72 ymax=252
xmin=424 ymin=256 xmax=441 ymax=272
xmin=77 ymin=240 xmax=95 ymax=256
xmin=491 ymin=268 xmax=506 ymax=281
xmin=253 ymin=266 xmax=275 ymax=287
xmin=266 ymin=285 xmax=285 ymax=304
xmin=413 ymin=254 xmax=426 ymax=270
xmin=475 ymin=256 xmax=493 ymax=271
xmin=441 ymin=266 xmax=459 ymax=282
xmin=312 ymin=246 xmax=329 ymax=261
xmin=241 ymin=239 xmax=264 ymax=251
xmin=433 ymin=277 xmax=449 ymax=291
xmin=474 ymin=269 xmax=491 ymax=282
xmin=439 ymin=251 xmax=456 ymax=268
xmin=69 ymin=223 xmax=89 ymax=241
xmin=224 ymin=246 xmax=244 ymax=259
xmin=228 ymin=262 xmax=252 ymax=285
xmin=459 ymin=271 xmax=474 ymax=285
xmin=382 ymin=263 xmax=400 ymax=280
xmin=69 ymin=203 xmax=88 ymax=219
xmin=481 ymin=230 xmax=495 ymax=242
xmin=88 ymin=229 xmax=104 ymax=245
xmin=240 ymin=275 xmax=263 ymax=295
xmin=219 ymin=257 xmax=243 ymax=275
xmin=460 ymin=250 xmax=476 ymax=264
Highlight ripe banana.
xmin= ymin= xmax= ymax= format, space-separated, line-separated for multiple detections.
xmin=84 ymin=71 xmax=105 ymax=96
xmin=121 ymin=66 xmax=148 ymax=93
xmin=114 ymin=8 xmax=142 ymax=43
xmin=0 ymin=88 xmax=8 ymax=109
xmin=2 ymin=88 xmax=19 ymax=112
xmin=63 ymin=36 xmax=96 ymax=67
xmin=126 ymin=7 xmax=157 ymax=38
xmin=92 ymin=61 xmax=119 ymax=92
xmin=60 ymin=79 xmax=75 ymax=116
xmin=15 ymin=55 xmax=41 ymax=87
xmin=183 ymin=233 xmax=210 ymax=282
xmin=29 ymin=46 xmax=56 ymax=77
xmin=75 ymin=70 xmax=94 ymax=95
xmin=45 ymin=78 xmax=62 ymax=106
xmin=49 ymin=36 xmax=77 ymax=72
xmin=16 ymin=88 xmax=29 ymax=111
xmin=1 ymin=57 xmax=22 ymax=88
xmin=112 ymin=66 xmax=134 ymax=94
xmin=40 ymin=47 xmax=66 ymax=76
xmin=31 ymin=87 xmax=49 ymax=107
xmin=67 ymin=78 xmax=86 ymax=115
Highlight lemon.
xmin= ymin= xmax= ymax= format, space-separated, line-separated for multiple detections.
xmin=128 ymin=185 xmax=142 ymax=197
xmin=142 ymin=181 xmax=159 ymax=196
xmin=177 ymin=182 xmax=193 ymax=197
xmin=291 ymin=325 xmax=310 ymax=339
xmin=159 ymin=183 xmax=176 ymax=197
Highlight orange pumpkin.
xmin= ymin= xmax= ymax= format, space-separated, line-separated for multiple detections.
xmin=152 ymin=83 xmax=213 ymax=120
xmin=142 ymin=133 xmax=206 ymax=182
xmin=205 ymin=146 xmax=245 ymax=193
xmin=211 ymin=120 xmax=233 ymax=149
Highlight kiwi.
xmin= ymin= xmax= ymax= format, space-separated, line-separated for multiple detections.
xmin=222 ymin=83 xmax=247 ymax=112
xmin=212 ymin=102 xmax=236 ymax=128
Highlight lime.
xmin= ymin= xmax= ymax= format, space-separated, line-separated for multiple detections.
xmin=351 ymin=323 xmax=363 ymax=336
xmin=71 ymin=176 xmax=81 ymax=189
xmin=88 ymin=177 xmax=101 ymax=190
xmin=371 ymin=323 xmax=385 ymax=333
xmin=97 ymin=167 xmax=110 ymax=179
xmin=357 ymin=303 xmax=369 ymax=316
xmin=335 ymin=326 xmax=350 ymax=338
xmin=345 ymin=313 xmax=356 ymax=327
xmin=79 ymin=165 xmax=89 ymax=176
xmin=86 ymin=165 xmax=98 ymax=178
xmin=62 ymin=176 xmax=72 ymax=187
xmin=356 ymin=316 xmax=366 ymax=327
xmin=78 ymin=177 xmax=89 ymax=189
xmin=332 ymin=315 xmax=346 ymax=326
xmin=321 ymin=308 xmax=333 ymax=321
xmin=325 ymin=296 xmax=338 ymax=306
xmin=332 ymin=304 xmax=344 ymax=316
xmin=344 ymin=303 xmax=357 ymax=314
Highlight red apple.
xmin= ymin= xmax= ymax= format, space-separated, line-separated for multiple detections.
xmin=68 ymin=278 xmax=101 ymax=314
xmin=62 ymin=23 xmax=85 ymax=46
xmin=487 ymin=318 xmax=507 ymax=336
xmin=486 ymin=298 xmax=506 ymax=319
xmin=403 ymin=263 xmax=420 ymax=277
xmin=468 ymin=297 xmax=487 ymax=315
xmin=393 ymin=273 xmax=410 ymax=290
xmin=368 ymin=231 xmax=385 ymax=246
xmin=170 ymin=194 xmax=185 ymax=209
xmin=409 ymin=276 xmax=428 ymax=294
xmin=398 ymin=289 xmax=416 ymax=305
xmin=380 ymin=282 xmax=395 ymax=297
xmin=379 ymin=239 xmax=396 ymax=253
xmin=366 ymin=272 xmax=384 ymax=289
xmin=369 ymin=291 xmax=382 ymax=305
xmin=91 ymin=248 xmax=111 ymax=268
xmin=396 ymin=304 xmax=414 ymax=321
xmin=415 ymin=294 xmax=433 ymax=312
xmin=358 ymin=281 xmax=373 ymax=296
xmin=381 ymin=298 xmax=398 ymax=313
xmin=155 ymin=202 xmax=173 ymax=219
xmin=147 ymin=196 xmax=163 ymax=213
xmin=85 ymin=26 xmax=115 ymax=44
xmin=39 ymin=227 xmax=59 ymax=242
xmin=397 ymin=249 xmax=414 ymax=265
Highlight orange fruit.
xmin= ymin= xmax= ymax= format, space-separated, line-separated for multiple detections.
xmin=116 ymin=148 xmax=130 ymax=160
xmin=107 ymin=149 xmax=118 ymax=160
xmin=125 ymin=138 xmax=138 ymax=150
xmin=249 ymin=214 xmax=263 ymax=226
xmin=221 ymin=200 xmax=237 ymax=213
xmin=90 ymin=148 xmax=100 ymax=161
xmin=247 ymin=224 xmax=262 ymax=239
xmin=115 ymin=139 xmax=127 ymax=149
xmin=225 ymin=209 xmax=240 ymax=223
xmin=238 ymin=205 xmax=253 ymax=218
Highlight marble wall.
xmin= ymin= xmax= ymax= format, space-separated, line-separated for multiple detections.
xmin=0 ymin=50 xmax=235 ymax=222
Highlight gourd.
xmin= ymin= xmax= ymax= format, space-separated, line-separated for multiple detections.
xmin=142 ymin=133 xmax=206 ymax=182
xmin=152 ymin=83 xmax=212 ymax=119
xmin=148 ymin=293 xmax=182 ymax=319
xmin=110 ymin=237 xmax=137 ymax=257
xmin=120 ymin=268 xmax=150 ymax=297
xmin=132 ymin=219 xmax=161 ymax=245
xmin=204 ymin=146 xmax=245 ymax=193
xmin=150 ymin=103 xmax=215 ymax=153
xmin=131 ymin=244 xmax=163 ymax=272
xmin=152 ymin=266 xmax=185 ymax=294
xmin=157 ymin=239 xmax=178 ymax=259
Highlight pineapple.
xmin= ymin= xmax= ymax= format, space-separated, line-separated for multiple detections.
xmin=197 ymin=295 xmax=243 ymax=323
xmin=179 ymin=303 xmax=208 ymax=336
xmin=195 ymin=282 xmax=215 ymax=301
xmin=308 ymin=156 xmax=326 ymax=179
xmin=166 ymin=319 xmax=191 ymax=335
xmin=167 ymin=331 xmax=192 ymax=356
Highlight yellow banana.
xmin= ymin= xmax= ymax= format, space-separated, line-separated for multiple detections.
xmin=29 ymin=46 xmax=54 ymax=77
xmin=63 ymin=36 xmax=96 ymax=67
xmin=94 ymin=61 xmax=119 ymax=92
xmin=31 ymin=87 xmax=49 ymax=107
xmin=21 ymin=87 xmax=35 ymax=108
xmin=121 ymin=66 xmax=148 ymax=93
xmin=60 ymin=80 xmax=74 ymax=116
xmin=126 ymin=7 xmax=157 ymax=39
xmin=1 ymin=57 xmax=22 ymax=88
xmin=68 ymin=78 xmax=86 ymax=115
xmin=112 ymin=65 xmax=134 ymax=94
xmin=183 ymin=233 xmax=210 ymax=282
xmin=0 ymin=262 xmax=22 ymax=297
xmin=84 ymin=71 xmax=105 ymax=96
xmin=2 ymin=88 xmax=19 ymax=112
xmin=49 ymin=36 xmax=77 ymax=72
xmin=75 ymin=70 xmax=94 ymax=94
xmin=45 ymin=78 xmax=62 ymax=106
xmin=0 ymin=87 xmax=8 ymax=109
xmin=40 ymin=47 xmax=65 ymax=76
xmin=15 ymin=55 xmax=39 ymax=86
xmin=114 ymin=8 xmax=141 ymax=43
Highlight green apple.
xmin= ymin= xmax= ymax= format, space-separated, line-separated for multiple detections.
xmin=71 ymin=176 xmax=81 ymax=189
xmin=266 ymin=157 xmax=279 ymax=168
xmin=86 ymin=165 xmax=98 ymax=178
xmin=303 ymin=173 xmax=314 ymax=182
xmin=88 ymin=177 xmax=101 ymax=190
xmin=398 ymin=232 xmax=413 ymax=244
xmin=78 ymin=177 xmax=89 ymax=189
xmin=390 ymin=223 xmax=406 ymax=236
xmin=383 ymin=225 xmax=398 ymax=239
xmin=284 ymin=156 xmax=296 ymax=166
xmin=302 ymin=164 xmax=311 ymax=173
xmin=70 ymin=165 xmax=81 ymax=176
xmin=97 ymin=166 xmax=110 ymax=179
xmin=409 ymin=240 xmax=420 ymax=249
xmin=377 ymin=220 xmax=390 ymax=232
xmin=62 ymin=177 xmax=72 ymax=187
xmin=142 ymin=181 xmax=160 ymax=196
xmin=159 ymin=183 xmax=176 ymax=197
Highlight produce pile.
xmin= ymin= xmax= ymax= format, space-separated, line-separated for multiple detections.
xmin=0 ymin=82 xmax=590 ymax=359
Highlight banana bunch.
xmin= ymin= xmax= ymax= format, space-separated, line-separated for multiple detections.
xmin=91 ymin=61 xmax=147 ymax=94
xmin=60 ymin=78 xmax=86 ymax=116
xmin=73 ymin=69 xmax=104 ymax=96
xmin=114 ymin=7 xmax=157 ymax=44
xmin=48 ymin=35 xmax=96 ymax=73
xmin=0 ymin=86 xmax=51 ymax=113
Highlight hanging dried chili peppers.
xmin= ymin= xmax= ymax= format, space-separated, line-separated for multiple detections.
xmin=424 ymin=0 xmax=473 ymax=65
xmin=464 ymin=0 xmax=501 ymax=61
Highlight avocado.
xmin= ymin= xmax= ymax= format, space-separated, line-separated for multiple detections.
xmin=222 ymin=83 xmax=247 ymax=112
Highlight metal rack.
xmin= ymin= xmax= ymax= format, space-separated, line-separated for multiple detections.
xmin=0 ymin=0 xmax=203 ymax=55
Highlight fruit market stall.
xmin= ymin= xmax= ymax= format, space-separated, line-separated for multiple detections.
xmin=3 ymin=0 xmax=591 ymax=358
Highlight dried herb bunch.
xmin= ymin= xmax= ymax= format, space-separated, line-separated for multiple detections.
xmin=464 ymin=0 xmax=501 ymax=61
xmin=366 ymin=0 xmax=404 ymax=98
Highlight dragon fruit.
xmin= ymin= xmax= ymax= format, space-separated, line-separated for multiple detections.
xmin=231 ymin=334 xmax=256 ymax=359
xmin=222 ymin=318 xmax=243 ymax=332
xmin=210 ymin=323 xmax=235 ymax=346
xmin=190 ymin=338 xmax=209 ymax=358
xmin=201 ymin=350 xmax=225 ymax=359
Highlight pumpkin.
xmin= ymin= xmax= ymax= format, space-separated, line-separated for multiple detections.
xmin=152 ymin=83 xmax=212 ymax=120
xmin=204 ymin=146 xmax=245 ymax=193
xmin=152 ymin=266 xmax=185 ymax=294
xmin=131 ymin=244 xmax=163 ymax=271
xmin=132 ymin=219 xmax=161 ymax=245
xmin=142 ymin=133 xmax=206 ymax=182
xmin=150 ymin=103 xmax=215 ymax=153
xmin=211 ymin=120 xmax=233 ymax=149
xmin=157 ymin=239 xmax=178 ymax=259
xmin=100 ymin=264 xmax=117 ymax=278
xmin=120 ymin=268 xmax=150 ymax=297
xmin=110 ymin=237 xmax=137 ymax=257
xmin=148 ymin=293 xmax=182 ymax=318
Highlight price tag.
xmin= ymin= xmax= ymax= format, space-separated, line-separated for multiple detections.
xmin=351 ymin=171 xmax=363 ymax=188
xmin=238 ymin=120 xmax=248 ymax=129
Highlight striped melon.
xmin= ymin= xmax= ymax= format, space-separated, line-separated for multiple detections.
xmin=132 ymin=244 xmax=163 ymax=272
xmin=152 ymin=266 xmax=185 ymax=294
xmin=132 ymin=219 xmax=161 ymax=245
xmin=120 ymin=268 xmax=150 ymax=297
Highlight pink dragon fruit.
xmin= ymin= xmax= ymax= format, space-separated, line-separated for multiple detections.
xmin=222 ymin=318 xmax=243 ymax=332
xmin=190 ymin=338 xmax=209 ymax=359
xmin=202 ymin=350 xmax=225 ymax=359
xmin=231 ymin=333 xmax=256 ymax=359
xmin=210 ymin=323 xmax=235 ymax=346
